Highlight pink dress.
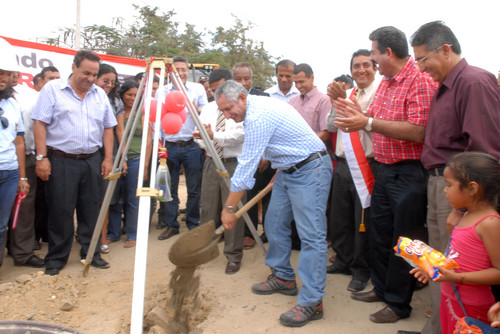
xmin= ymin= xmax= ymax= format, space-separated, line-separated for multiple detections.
xmin=440 ymin=214 xmax=499 ymax=334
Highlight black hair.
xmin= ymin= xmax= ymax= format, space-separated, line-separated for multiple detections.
xmin=98 ymin=63 xmax=119 ymax=97
xmin=209 ymin=68 xmax=232 ymax=84
xmin=33 ymin=73 xmax=42 ymax=86
xmin=275 ymin=59 xmax=295 ymax=74
xmin=410 ymin=21 xmax=461 ymax=55
xmin=73 ymin=50 xmax=100 ymax=67
xmin=172 ymin=56 xmax=189 ymax=67
xmin=293 ymin=63 xmax=313 ymax=77
xmin=446 ymin=152 xmax=500 ymax=210
xmin=369 ymin=26 xmax=409 ymax=59
xmin=40 ymin=66 xmax=59 ymax=79
xmin=118 ymin=80 xmax=140 ymax=100
xmin=334 ymin=74 xmax=354 ymax=88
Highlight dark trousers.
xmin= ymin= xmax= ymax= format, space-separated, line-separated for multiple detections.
xmin=369 ymin=161 xmax=428 ymax=317
xmin=44 ymin=153 xmax=102 ymax=270
xmin=8 ymin=154 xmax=37 ymax=264
xmin=34 ymin=177 xmax=49 ymax=242
xmin=330 ymin=159 xmax=379 ymax=282
xmin=244 ymin=166 xmax=275 ymax=238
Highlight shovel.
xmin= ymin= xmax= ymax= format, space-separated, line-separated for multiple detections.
xmin=169 ymin=175 xmax=275 ymax=268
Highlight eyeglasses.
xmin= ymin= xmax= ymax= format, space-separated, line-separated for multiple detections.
xmin=415 ymin=44 xmax=451 ymax=65
xmin=0 ymin=107 xmax=9 ymax=129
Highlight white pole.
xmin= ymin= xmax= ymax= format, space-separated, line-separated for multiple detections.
xmin=75 ymin=0 xmax=81 ymax=49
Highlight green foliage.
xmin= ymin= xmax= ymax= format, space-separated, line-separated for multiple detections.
xmin=45 ymin=4 xmax=277 ymax=88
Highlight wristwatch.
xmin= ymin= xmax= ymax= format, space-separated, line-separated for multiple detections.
xmin=223 ymin=205 xmax=237 ymax=213
xmin=364 ymin=117 xmax=373 ymax=132
xmin=36 ymin=154 xmax=47 ymax=161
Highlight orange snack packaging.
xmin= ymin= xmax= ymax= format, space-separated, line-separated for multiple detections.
xmin=394 ymin=236 xmax=459 ymax=281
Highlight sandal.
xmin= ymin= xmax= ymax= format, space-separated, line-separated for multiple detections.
xmin=124 ymin=239 xmax=136 ymax=248
xmin=100 ymin=244 xmax=110 ymax=254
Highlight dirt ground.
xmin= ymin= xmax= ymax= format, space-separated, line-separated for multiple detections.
xmin=0 ymin=175 xmax=431 ymax=333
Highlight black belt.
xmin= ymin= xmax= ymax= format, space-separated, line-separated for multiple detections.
xmin=165 ymin=139 xmax=194 ymax=147
xmin=283 ymin=151 xmax=328 ymax=174
xmin=49 ymin=149 xmax=99 ymax=160
xmin=426 ymin=166 xmax=445 ymax=176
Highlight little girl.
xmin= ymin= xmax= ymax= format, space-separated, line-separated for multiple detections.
xmin=411 ymin=152 xmax=500 ymax=333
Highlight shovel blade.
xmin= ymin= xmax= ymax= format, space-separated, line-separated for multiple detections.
xmin=169 ymin=220 xmax=220 ymax=267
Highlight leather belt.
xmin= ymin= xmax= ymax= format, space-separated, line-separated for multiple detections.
xmin=283 ymin=151 xmax=328 ymax=174
xmin=165 ymin=139 xmax=194 ymax=147
xmin=49 ymin=149 xmax=99 ymax=160
xmin=426 ymin=166 xmax=445 ymax=176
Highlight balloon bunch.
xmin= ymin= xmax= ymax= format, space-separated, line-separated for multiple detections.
xmin=145 ymin=91 xmax=187 ymax=134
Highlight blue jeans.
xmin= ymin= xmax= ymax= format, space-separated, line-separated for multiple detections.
xmin=264 ymin=156 xmax=332 ymax=306
xmin=109 ymin=157 xmax=140 ymax=241
xmin=0 ymin=169 xmax=19 ymax=262
xmin=160 ymin=141 xmax=201 ymax=231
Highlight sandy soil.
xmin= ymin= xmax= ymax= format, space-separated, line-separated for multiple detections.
xmin=0 ymin=175 xmax=431 ymax=333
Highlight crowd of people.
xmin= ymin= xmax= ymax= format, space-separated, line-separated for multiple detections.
xmin=1 ymin=20 xmax=500 ymax=333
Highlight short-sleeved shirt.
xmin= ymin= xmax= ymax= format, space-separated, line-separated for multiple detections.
xmin=421 ymin=58 xmax=500 ymax=168
xmin=368 ymin=57 xmax=437 ymax=164
xmin=265 ymin=84 xmax=300 ymax=103
xmin=32 ymin=77 xmax=117 ymax=155
xmin=231 ymin=96 xmax=326 ymax=192
xmin=289 ymin=87 xmax=331 ymax=133
xmin=0 ymin=97 xmax=24 ymax=170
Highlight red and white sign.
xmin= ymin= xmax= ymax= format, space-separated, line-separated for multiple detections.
xmin=1 ymin=35 xmax=147 ymax=90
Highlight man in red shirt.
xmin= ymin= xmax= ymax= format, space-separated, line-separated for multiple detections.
xmin=334 ymin=26 xmax=437 ymax=324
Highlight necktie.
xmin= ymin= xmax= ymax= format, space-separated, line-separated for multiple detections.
xmin=356 ymin=88 xmax=364 ymax=102
xmin=214 ymin=109 xmax=226 ymax=158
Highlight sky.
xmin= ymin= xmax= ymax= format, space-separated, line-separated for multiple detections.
xmin=2 ymin=0 xmax=499 ymax=92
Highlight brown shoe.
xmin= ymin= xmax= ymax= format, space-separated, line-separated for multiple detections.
xmin=158 ymin=228 xmax=179 ymax=240
xmin=225 ymin=261 xmax=241 ymax=275
xmin=351 ymin=289 xmax=383 ymax=303
xmin=369 ymin=306 xmax=402 ymax=323
xmin=243 ymin=237 xmax=255 ymax=249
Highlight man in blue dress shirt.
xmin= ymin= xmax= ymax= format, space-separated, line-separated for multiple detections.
xmin=32 ymin=50 xmax=117 ymax=275
xmin=217 ymin=80 xmax=333 ymax=328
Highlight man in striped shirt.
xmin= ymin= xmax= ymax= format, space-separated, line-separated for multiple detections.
xmin=333 ymin=26 xmax=437 ymax=324
xmin=217 ymin=80 xmax=333 ymax=328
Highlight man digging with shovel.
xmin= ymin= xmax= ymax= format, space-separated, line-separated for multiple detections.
xmin=216 ymin=80 xmax=333 ymax=327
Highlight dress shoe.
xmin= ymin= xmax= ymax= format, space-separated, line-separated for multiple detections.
xmin=91 ymin=258 xmax=110 ymax=269
xmin=158 ymin=228 xmax=179 ymax=240
xmin=397 ymin=331 xmax=421 ymax=334
xmin=369 ymin=306 xmax=403 ymax=323
xmin=347 ymin=279 xmax=367 ymax=292
xmin=326 ymin=264 xmax=351 ymax=275
xmin=243 ymin=236 xmax=255 ymax=249
xmin=45 ymin=267 xmax=60 ymax=276
xmin=16 ymin=255 xmax=45 ymax=268
xmin=351 ymin=289 xmax=383 ymax=302
xmin=225 ymin=261 xmax=241 ymax=275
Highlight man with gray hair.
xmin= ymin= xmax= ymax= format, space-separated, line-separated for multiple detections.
xmin=217 ymin=80 xmax=333 ymax=328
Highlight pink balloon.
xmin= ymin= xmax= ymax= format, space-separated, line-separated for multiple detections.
xmin=165 ymin=91 xmax=186 ymax=113
xmin=144 ymin=99 xmax=159 ymax=122
xmin=178 ymin=109 xmax=187 ymax=123
xmin=161 ymin=113 xmax=183 ymax=134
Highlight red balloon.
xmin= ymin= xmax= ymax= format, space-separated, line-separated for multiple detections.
xmin=144 ymin=99 xmax=159 ymax=122
xmin=165 ymin=91 xmax=186 ymax=113
xmin=178 ymin=109 xmax=187 ymax=123
xmin=161 ymin=113 xmax=183 ymax=134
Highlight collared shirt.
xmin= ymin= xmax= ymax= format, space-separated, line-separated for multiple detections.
xmin=421 ymin=59 xmax=500 ymax=169
xmin=32 ymin=77 xmax=117 ymax=155
xmin=231 ymin=95 xmax=326 ymax=192
xmin=0 ymin=97 xmax=24 ymax=170
xmin=196 ymin=101 xmax=244 ymax=158
xmin=326 ymin=79 xmax=380 ymax=158
xmin=159 ymin=81 xmax=208 ymax=142
xmin=368 ymin=57 xmax=436 ymax=164
xmin=265 ymin=84 xmax=300 ymax=103
xmin=14 ymin=84 xmax=39 ymax=155
xmin=289 ymin=87 xmax=331 ymax=133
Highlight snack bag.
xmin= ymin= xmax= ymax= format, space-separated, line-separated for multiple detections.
xmin=394 ymin=237 xmax=459 ymax=281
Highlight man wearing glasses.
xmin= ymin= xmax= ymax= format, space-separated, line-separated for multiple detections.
xmin=333 ymin=26 xmax=437 ymax=324
xmin=400 ymin=21 xmax=500 ymax=334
